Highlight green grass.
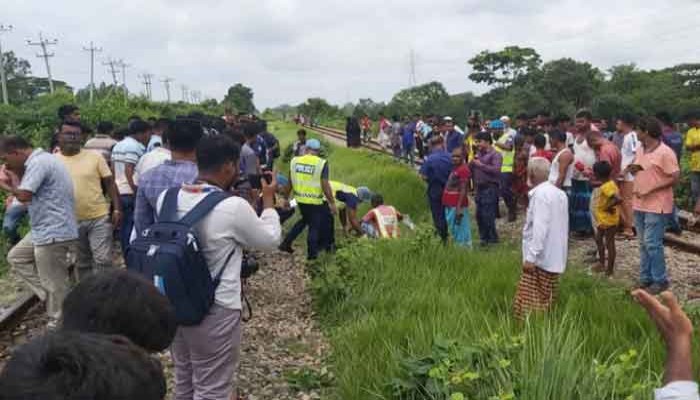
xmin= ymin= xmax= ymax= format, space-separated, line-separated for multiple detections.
xmin=269 ymin=121 xmax=676 ymax=399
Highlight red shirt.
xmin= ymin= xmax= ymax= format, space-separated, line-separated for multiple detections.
xmin=442 ymin=164 xmax=470 ymax=207
xmin=532 ymin=149 xmax=554 ymax=162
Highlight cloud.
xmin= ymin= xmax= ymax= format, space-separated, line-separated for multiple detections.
xmin=3 ymin=0 xmax=700 ymax=109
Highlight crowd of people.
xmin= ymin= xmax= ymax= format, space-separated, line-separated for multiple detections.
xmin=0 ymin=101 xmax=699 ymax=399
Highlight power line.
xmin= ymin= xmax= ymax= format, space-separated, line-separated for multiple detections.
xmin=26 ymin=32 xmax=58 ymax=94
xmin=139 ymin=72 xmax=153 ymax=100
xmin=82 ymin=41 xmax=102 ymax=104
xmin=0 ymin=24 xmax=13 ymax=105
xmin=160 ymin=77 xmax=174 ymax=103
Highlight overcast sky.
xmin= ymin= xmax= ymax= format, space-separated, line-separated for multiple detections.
xmin=3 ymin=0 xmax=700 ymax=109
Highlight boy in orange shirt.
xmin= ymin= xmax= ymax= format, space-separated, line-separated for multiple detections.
xmin=592 ymin=161 xmax=621 ymax=276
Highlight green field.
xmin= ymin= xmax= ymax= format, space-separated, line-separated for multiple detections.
xmin=271 ymin=121 xmax=677 ymax=400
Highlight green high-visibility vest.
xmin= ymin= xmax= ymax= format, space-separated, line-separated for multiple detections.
xmin=290 ymin=154 xmax=327 ymax=205
xmin=495 ymin=135 xmax=514 ymax=173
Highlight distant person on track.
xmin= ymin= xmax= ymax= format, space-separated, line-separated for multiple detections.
xmin=360 ymin=114 xmax=372 ymax=143
xmin=470 ymin=131 xmax=503 ymax=246
xmin=361 ymin=194 xmax=403 ymax=239
xmin=294 ymin=129 xmax=308 ymax=156
xmin=57 ymin=122 xmax=121 ymax=277
xmin=591 ymin=161 xmax=621 ymax=276
xmin=513 ymin=157 xmax=568 ymax=320
xmin=402 ymin=116 xmax=416 ymax=166
xmin=0 ymin=135 xmax=78 ymax=326
xmin=346 ymin=117 xmax=362 ymax=148
xmin=420 ymin=136 xmax=452 ymax=243
xmin=287 ymin=139 xmax=337 ymax=260
xmin=442 ymin=146 xmax=472 ymax=248
xmin=378 ymin=113 xmax=391 ymax=149
xmin=626 ymin=117 xmax=680 ymax=295
xmin=390 ymin=115 xmax=403 ymax=162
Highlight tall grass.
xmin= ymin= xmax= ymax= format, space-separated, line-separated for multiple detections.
xmin=269 ymin=121 xmax=674 ymax=400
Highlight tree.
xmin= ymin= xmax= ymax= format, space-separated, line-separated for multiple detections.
xmin=536 ymin=58 xmax=602 ymax=113
xmin=297 ymin=98 xmax=340 ymax=119
xmin=387 ymin=81 xmax=450 ymax=117
xmin=468 ymin=46 xmax=542 ymax=87
xmin=223 ymin=83 xmax=256 ymax=114
xmin=352 ymin=98 xmax=385 ymax=119
xmin=667 ymin=63 xmax=700 ymax=88
xmin=3 ymin=51 xmax=32 ymax=103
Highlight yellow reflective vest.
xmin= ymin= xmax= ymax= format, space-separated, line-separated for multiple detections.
xmin=495 ymin=134 xmax=514 ymax=173
xmin=290 ymin=154 xmax=327 ymax=205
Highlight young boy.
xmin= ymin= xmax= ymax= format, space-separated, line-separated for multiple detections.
xmin=592 ymin=161 xmax=621 ymax=276
xmin=442 ymin=146 xmax=472 ymax=248
xmin=532 ymin=133 xmax=554 ymax=161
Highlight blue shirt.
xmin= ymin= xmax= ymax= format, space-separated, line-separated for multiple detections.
xmin=402 ymin=122 xmax=416 ymax=148
xmin=18 ymin=149 xmax=78 ymax=245
xmin=445 ymin=130 xmax=464 ymax=153
xmin=662 ymin=127 xmax=683 ymax=162
xmin=134 ymin=160 xmax=198 ymax=235
xmin=420 ymin=149 xmax=452 ymax=199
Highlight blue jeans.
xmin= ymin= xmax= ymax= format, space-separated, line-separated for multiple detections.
xmin=119 ymin=194 xmax=135 ymax=256
xmin=476 ymin=185 xmax=499 ymax=245
xmin=3 ymin=203 xmax=27 ymax=245
xmin=402 ymin=145 xmax=415 ymax=166
xmin=634 ymin=211 xmax=669 ymax=286
xmin=666 ymin=205 xmax=682 ymax=233
xmin=500 ymin=172 xmax=516 ymax=214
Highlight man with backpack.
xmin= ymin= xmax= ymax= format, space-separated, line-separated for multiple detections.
xmin=129 ymin=135 xmax=281 ymax=400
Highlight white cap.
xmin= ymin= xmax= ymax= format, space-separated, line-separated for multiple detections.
xmin=500 ymin=116 xmax=510 ymax=122
xmin=443 ymin=116 xmax=454 ymax=122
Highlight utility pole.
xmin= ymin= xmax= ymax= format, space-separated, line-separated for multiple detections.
xmin=409 ymin=49 xmax=417 ymax=87
xmin=139 ymin=73 xmax=153 ymax=100
xmin=117 ymin=60 xmax=131 ymax=105
xmin=0 ymin=24 xmax=13 ymax=105
xmin=161 ymin=77 xmax=173 ymax=103
xmin=102 ymin=58 xmax=120 ymax=86
xmin=180 ymin=85 xmax=188 ymax=103
xmin=26 ymin=32 xmax=58 ymax=94
xmin=82 ymin=41 xmax=102 ymax=104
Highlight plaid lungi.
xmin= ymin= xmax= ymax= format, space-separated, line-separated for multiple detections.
xmin=513 ymin=267 xmax=560 ymax=320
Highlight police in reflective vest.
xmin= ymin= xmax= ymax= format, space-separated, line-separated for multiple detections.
xmin=329 ymin=181 xmax=372 ymax=236
xmin=490 ymin=120 xmax=517 ymax=222
xmin=287 ymin=139 xmax=336 ymax=260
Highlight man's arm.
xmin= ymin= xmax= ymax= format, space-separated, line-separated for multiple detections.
xmin=480 ymin=152 xmax=503 ymax=174
xmin=231 ymin=175 xmax=281 ymax=249
xmin=102 ymin=176 xmax=122 ymax=227
xmin=322 ymin=179 xmax=337 ymax=215
xmin=555 ymin=151 xmax=574 ymax=188
xmin=124 ymin=163 xmax=137 ymax=193
xmin=523 ymin=193 xmax=551 ymax=269
xmin=347 ymin=207 xmax=362 ymax=235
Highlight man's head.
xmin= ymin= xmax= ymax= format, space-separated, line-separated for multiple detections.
xmin=57 ymin=121 xmax=83 ymax=156
xmin=549 ymin=130 xmax=567 ymax=149
xmin=534 ymin=134 xmax=547 ymax=150
xmin=242 ymin=122 xmax=261 ymax=144
xmin=61 ymin=269 xmax=177 ymax=353
xmin=527 ymin=157 xmax=551 ymax=188
xmin=0 ymin=331 xmax=166 ymax=400
xmin=593 ymin=161 xmax=612 ymax=182
xmin=475 ymin=131 xmax=493 ymax=152
xmin=555 ymin=114 xmax=571 ymax=132
xmin=522 ymin=127 xmax=537 ymax=144
xmin=153 ymin=118 xmax=171 ymax=135
xmin=170 ymin=118 xmax=203 ymax=154
xmin=585 ymin=129 xmax=604 ymax=149
xmin=575 ymin=110 xmax=593 ymax=134
xmin=500 ymin=116 xmax=511 ymax=128
xmin=371 ymin=193 xmax=384 ymax=208
xmin=429 ymin=135 xmax=445 ymax=151
xmin=96 ymin=121 xmax=114 ymax=136
xmin=356 ymin=186 xmax=372 ymax=203
xmin=451 ymin=146 xmax=464 ymax=167
xmin=129 ymin=120 xmax=152 ymax=145
xmin=443 ymin=116 xmax=455 ymax=131
xmin=57 ymin=104 xmax=80 ymax=123
xmin=616 ymin=113 xmax=637 ymax=133
xmin=638 ymin=116 xmax=663 ymax=142
xmin=0 ymin=135 xmax=33 ymax=173
xmin=655 ymin=111 xmax=673 ymax=128
xmin=515 ymin=113 xmax=529 ymax=129
xmin=197 ymin=135 xmax=241 ymax=189
xmin=305 ymin=138 xmax=321 ymax=154
xmin=686 ymin=111 xmax=700 ymax=128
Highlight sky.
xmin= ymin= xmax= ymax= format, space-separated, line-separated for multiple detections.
xmin=3 ymin=0 xmax=700 ymax=109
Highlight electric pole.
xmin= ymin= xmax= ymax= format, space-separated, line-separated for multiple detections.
xmin=161 ymin=77 xmax=173 ymax=103
xmin=0 ymin=24 xmax=13 ymax=105
xmin=117 ymin=60 xmax=131 ymax=104
xmin=102 ymin=58 xmax=120 ymax=86
xmin=82 ymin=41 xmax=102 ymax=104
xmin=180 ymin=85 xmax=188 ymax=103
xmin=139 ymin=73 xmax=153 ymax=100
xmin=26 ymin=32 xmax=58 ymax=94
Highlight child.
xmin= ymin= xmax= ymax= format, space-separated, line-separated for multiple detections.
xmin=532 ymin=134 xmax=554 ymax=161
xmin=442 ymin=146 xmax=472 ymax=248
xmin=592 ymin=161 xmax=621 ymax=276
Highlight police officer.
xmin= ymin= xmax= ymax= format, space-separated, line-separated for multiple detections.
xmin=492 ymin=119 xmax=517 ymax=222
xmin=419 ymin=135 xmax=452 ymax=242
xmin=286 ymin=139 xmax=336 ymax=260
xmin=329 ymin=181 xmax=372 ymax=236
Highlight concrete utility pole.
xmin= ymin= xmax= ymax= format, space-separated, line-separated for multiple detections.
xmin=180 ymin=85 xmax=188 ymax=103
xmin=161 ymin=77 xmax=173 ymax=103
xmin=102 ymin=58 xmax=120 ymax=86
xmin=117 ymin=60 xmax=131 ymax=104
xmin=139 ymin=73 xmax=153 ymax=100
xmin=0 ymin=24 xmax=13 ymax=105
xmin=82 ymin=41 xmax=102 ymax=104
xmin=26 ymin=32 xmax=58 ymax=94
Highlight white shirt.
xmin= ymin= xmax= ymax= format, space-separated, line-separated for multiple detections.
xmin=566 ymin=131 xmax=575 ymax=148
xmin=156 ymin=184 xmax=281 ymax=310
xmin=522 ymin=181 xmax=569 ymax=274
xmin=134 ymin=147 xmax=171 ymax=184
xmin=549 ymin=148 xmax=574 ymax=188
xmin=572 ymin=137 xmax=596 ymax=181
xmin=655 ymin=381 xmax=699 ymax=400
xmin=620 ymin=131 xmax=639 ymax=182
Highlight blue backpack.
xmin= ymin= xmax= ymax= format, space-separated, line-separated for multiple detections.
xmin=126 ymin=188 xmax=235 ymax=326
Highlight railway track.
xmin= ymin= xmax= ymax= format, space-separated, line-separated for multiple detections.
xmin=305 ymin=124 xmax=700 ymax=255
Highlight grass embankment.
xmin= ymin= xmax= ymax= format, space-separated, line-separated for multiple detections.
xmin=270 ymin=121 xmax=673 ymax=399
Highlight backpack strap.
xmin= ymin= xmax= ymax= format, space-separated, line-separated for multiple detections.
xmin=178 ymin=190 xmax=232 ymax=227
xmin=157 ymin=188 xmax=182 ymax=223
